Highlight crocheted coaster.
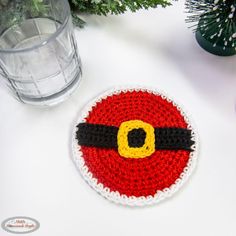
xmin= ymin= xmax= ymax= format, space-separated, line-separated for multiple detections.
xmin=72 ymin=88 xmax=198 ymax=206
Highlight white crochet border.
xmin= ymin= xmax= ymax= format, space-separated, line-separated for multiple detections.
xmin=71 ymin=86 xmax=198 ymax=206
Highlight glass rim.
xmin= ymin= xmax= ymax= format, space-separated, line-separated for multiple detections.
xmin=0 ymin=9 xmax=70 ymax=54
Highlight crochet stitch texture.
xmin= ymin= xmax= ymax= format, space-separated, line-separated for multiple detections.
xmin=73 ymin=88 xmax=197 ymax=205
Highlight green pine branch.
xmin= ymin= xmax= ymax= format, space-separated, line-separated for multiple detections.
xmin=0 ymin=0 xmax=172 ymax=29
xmin=70 ymin=0 xmax=171 ymax=15
xmin=0 ymin=0 xmax=50 ymax=31
xmin=69 ymin=0 xmax=172 ymax=27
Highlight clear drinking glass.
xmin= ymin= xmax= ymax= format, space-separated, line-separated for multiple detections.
xmin=0 ymin=0 xmax=82 ymax=106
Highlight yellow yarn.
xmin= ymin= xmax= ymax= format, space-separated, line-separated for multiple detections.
xmin=117 ymin=120 xmax=155 ymax=158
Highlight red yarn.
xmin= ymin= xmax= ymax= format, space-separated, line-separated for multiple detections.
xmin=79 ymin=91 xmax=191 ymax=197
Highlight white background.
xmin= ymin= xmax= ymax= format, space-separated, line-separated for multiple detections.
xmin=1 ymin=1 xmax=236 ymax=235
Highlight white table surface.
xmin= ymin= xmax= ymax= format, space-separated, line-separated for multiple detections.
xmin=1 ymin=1 xmax=236 ymax=235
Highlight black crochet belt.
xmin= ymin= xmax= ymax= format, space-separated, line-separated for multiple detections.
xmin=76 ymin=123 xmax=194 ymax=151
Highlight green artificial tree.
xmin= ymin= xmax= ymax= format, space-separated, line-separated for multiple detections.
xmin=69 ymin=0 xmax=172 ymax=27
xmin=186 ymin=0 xmax=236 ymax=56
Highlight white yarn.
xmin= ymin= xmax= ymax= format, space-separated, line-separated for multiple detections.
xmin=71 ymin=86 xmax=199 ymax=206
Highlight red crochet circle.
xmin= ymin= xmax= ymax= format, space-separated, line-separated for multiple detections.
xmin=79 ymin=91 xmax=191 ymax=197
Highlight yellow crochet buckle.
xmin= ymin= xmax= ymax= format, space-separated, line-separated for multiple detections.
xmin=117 ymin=120 xmax=155 ymax=158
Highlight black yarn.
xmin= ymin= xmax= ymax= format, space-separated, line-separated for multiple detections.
xmin=128 ymin=128 xmax=146 ymax=147
xmin=76 ymin=123 xmax=194 ymax=151
xmin=155 ymin=128 xmax=194 ymax=151
xmin=76 ymin=123 xmax=118 ymax=148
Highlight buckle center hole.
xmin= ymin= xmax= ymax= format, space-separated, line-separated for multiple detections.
xmin=128 ymin=128 xmax=146 ymax=148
